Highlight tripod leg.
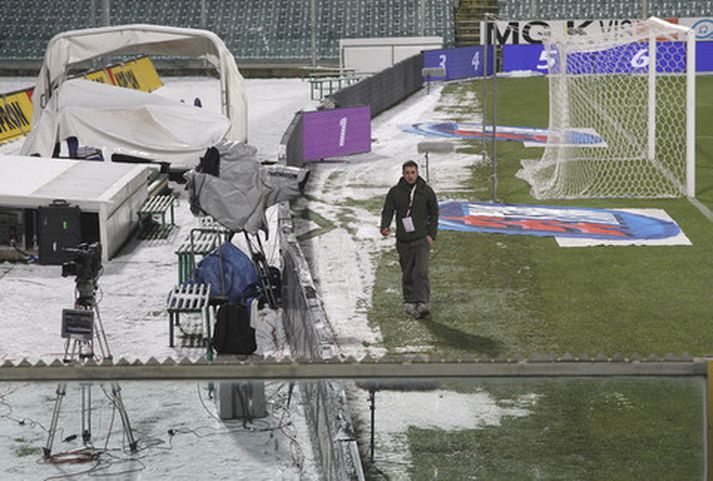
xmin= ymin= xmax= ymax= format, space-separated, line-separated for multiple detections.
xmin=369 ymin=389 xmax=375 ymax=463
xmin=64 ymin=338 xmax=81 ymax=363
xmin=254 ymin=234 xmax=278 ymax=308
xmin=93 ymin=305 xmax=113 ymax=361
xmin=81 ymin=383 xmax=92 ymax=445
xmin=44 ymin=383 xmax=67 ymax=459
xmin=110 ymin=383 xmax=138 ymax=453
xmin=246 ymin=233 xmax=277 ymax=309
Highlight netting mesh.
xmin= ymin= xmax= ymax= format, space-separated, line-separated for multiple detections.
xmin=517 ymin=19 xmax=692 ymax=199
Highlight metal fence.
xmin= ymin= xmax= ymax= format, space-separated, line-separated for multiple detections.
xmin=272 ymin=52 xmax=430 ymax=479
xmin=278 ymin=203 xmax=365 ymax=481
xmin=327 ymin=53 xmax=424 ymax=118
xmin=280 ymin=53 xmax=424 ymax=167
xmin=279 ymin=111 xmax=305 ymax=168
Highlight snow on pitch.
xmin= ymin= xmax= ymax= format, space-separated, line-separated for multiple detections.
xmin=0 ymin=78 xmax=318 ymax=480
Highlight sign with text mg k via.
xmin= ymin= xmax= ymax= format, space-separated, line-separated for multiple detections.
xmin=302 ymin=105 xmax=371 ymax=161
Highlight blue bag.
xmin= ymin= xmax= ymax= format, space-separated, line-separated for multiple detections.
xmin=192 ymin=241 xmax=260 ymax=304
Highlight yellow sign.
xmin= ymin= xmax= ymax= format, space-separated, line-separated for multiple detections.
xmin=81 ymin=55 xmax=162 ymax=92
xmin=107 ymin=56 xmax=163 ymax=92
xmin=0 ymin=55 xmax=164 ymax=144
xmin=83 ymin=70 xmax=112 ymax=84
xmin=132 ymin=56 xmax=163 ymax=91
xmin=0 ymin=89 xmax=33 ymax=143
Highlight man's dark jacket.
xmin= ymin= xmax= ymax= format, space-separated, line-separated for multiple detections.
xmin=381 ymin=176 xmax=438 ymax=242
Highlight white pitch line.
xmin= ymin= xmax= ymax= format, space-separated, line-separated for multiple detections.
xmin=688 ymin=196 xmax=713 ymax=223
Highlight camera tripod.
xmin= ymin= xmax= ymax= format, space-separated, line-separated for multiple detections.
xmin=43 ymin=280 xmax=137 ymax=459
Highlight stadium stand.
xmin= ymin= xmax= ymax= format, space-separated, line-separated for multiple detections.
xmin=0 ymin=0 xmax=94 ymax=59
xmin=0 ymin=0 xmax=455 ymax=62
xmin=498 ymin=0 xmax=713 ymax=20
xmin=3 ymin=1 xmax=713 ymax=63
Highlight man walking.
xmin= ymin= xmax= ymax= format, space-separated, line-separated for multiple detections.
xmin=380 ymin=160 xmax=439 ymax=318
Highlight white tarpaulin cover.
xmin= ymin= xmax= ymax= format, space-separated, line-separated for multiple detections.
xmin=31 ymin=24 xmax=247 ymax=142
xmin=20 ymin=79 xmax=230 ymax=168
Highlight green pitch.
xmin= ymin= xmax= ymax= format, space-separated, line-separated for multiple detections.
xmin=363 ymin=75 xmax=713 ymax=480
xmin=370 ymin=75 xmax=713 ymax=358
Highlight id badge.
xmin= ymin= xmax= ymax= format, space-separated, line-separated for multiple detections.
xmin=402 ymin=216 xmax=415 ymax=233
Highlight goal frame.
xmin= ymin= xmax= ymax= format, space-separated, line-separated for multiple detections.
xmin=521 ymin=17 xmax=696 ymax=199
xmin=647 ymin=17 xmax=696 ymax=197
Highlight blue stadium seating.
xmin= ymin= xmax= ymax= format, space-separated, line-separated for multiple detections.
xmin=1 ymin=1 xmax=711 ymax=61
xmin=0 ymin=0 xmax=94 ymax=59
xmin=0 ymin=0 xmax=455 ymax=61
xmin=498 ymin=0 xmax=713 ymax=20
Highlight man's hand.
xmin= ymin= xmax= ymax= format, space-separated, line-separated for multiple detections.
xmin=426 ymin=235 xmax=434 ymax=246
xmin=380 ymin=227 xmax=390 ymax=237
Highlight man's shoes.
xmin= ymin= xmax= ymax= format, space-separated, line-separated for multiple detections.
xmin=415 ymin=303 xmax=431 ymax=319
xmin=404 ymin=303 xmax=418 ymax=317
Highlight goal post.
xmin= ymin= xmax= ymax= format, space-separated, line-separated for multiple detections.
xmin=517 ymin=17 xmax=696 ymax=199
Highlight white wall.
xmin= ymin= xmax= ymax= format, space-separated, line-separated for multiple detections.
xmin=340 ymin=36 xmax=442 ymax=75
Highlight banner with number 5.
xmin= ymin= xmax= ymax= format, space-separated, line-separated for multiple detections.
xmin=502 ymin=42 xmax=692 ymax=74
xmin=302 ymin=106 xmax=372 ymax=161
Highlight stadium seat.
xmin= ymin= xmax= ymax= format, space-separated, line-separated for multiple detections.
xmin=498 ymin=0 xmax=713 ymax=21
xmin=0 ymin=0 xmax=454 ymax=61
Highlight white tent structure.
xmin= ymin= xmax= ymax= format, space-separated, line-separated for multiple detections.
xmin=31 ymin=24 xmax=247 ymax=143
xmin=20 ymin=79 xmax=231 ymax=169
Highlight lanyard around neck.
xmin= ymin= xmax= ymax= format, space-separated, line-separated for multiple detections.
xmin=406 ymin=183 xmax=416 ymax=216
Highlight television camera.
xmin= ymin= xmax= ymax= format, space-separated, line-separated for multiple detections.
xmin=61 ymin=242 xmax=102 ymax=307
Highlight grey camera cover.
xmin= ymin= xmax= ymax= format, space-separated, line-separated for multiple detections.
xmin=185 ymin=141 xmax=308 ymax=234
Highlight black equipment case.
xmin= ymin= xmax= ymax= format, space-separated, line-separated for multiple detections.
xmin=37 ymin=199 xmax=81 ymax=265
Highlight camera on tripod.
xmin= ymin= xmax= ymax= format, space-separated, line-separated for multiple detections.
xmin=58 ymin=242 xmax=110 ymax=362
xmin=61 ymin=242 xmax=102 ymax=282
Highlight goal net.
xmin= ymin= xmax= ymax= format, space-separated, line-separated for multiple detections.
xmin=517 ymin=17 xmax=695 ymax=199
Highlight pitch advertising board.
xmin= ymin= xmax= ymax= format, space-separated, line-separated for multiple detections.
xmin=0 ymin=88 xmax=33 ymax=143
xmin=552 ymin=42 xmax=687 ymax=74
xmin=484 ymin=18 xmax=638 ymax=45
xmin=0 ymin=56 xmax=165 ymax=144
xmin=484 ymin=17 xmax=713 ymax=73
xmin=422 ymin=45 xmax=494 ymax=81
xmin=302 ymin=106 xmax=371 ymax=161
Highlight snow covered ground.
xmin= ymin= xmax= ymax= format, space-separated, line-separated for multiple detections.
xmin=350 ymin=388 xmax=539 ymax=480
xmin=1 ymin=380 xmax=317 ymax=481
xmin=0 ymin=76 xmax=313 ymax=363
xmin=0 ymin=77 xmax=319 ymax=480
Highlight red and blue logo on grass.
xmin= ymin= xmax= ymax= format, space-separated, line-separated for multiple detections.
xmin=439 ymin=202 xmax=681 ymax=240
xmin=406 ymin=122 xmax=605 ymax=146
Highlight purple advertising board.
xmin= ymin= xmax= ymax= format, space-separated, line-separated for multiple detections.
xmin=302 ymin=106 xmax=371 ymax=161
xmin=422 ymin=45 xmax=495 ymax=81
xmin=503 ymin=42 xmax=713 ymax=73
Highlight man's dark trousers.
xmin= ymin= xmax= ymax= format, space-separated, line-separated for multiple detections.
xmin=397 ymin=237 xmax=431 ymax=304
